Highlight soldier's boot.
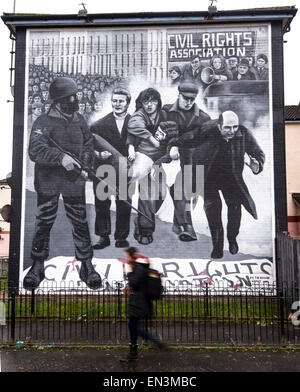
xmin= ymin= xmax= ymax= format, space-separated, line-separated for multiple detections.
xmin=23 ymin=260 xmax=45 ymax=290
xmin=79 ymin=260 xmax=102 ymax=290
xmin=134 ymin=218 xmax=153 ymax=245
xmin=120 ymin=344 xmax=138 ymax=362
xmin=210 ymin=228 xmax=224 ymax=259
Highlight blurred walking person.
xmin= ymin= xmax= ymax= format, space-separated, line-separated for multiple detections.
xmin=120 ymin=247 xmax=165 ymax=361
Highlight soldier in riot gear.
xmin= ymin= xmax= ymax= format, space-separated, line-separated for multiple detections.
xmin=24 ymin=77 xmax=102 ymax=290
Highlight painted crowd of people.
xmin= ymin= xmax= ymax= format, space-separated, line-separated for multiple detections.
xmin=168 ymin=53 xmax=269 ymax=87
xmin=27 ymin=63 xmax=125 ymax=127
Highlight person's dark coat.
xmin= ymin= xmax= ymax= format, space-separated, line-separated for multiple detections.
xmin=182 ymin=64 xmax=205 ymax=87
xmin=193 ymin=119 xmax=265 ymax=219
xmin=232 ymin=70 xmax=256 ymax=80
xmin=210 ymin=55 xmax=233 ymax=81
xmin=161 ymin=101 xmax=211 ymax=148
xmin=127 ymin=260 xmax=152 ymax=319
xmin=90 ymin=111 xmax=130 ymax=157
xmin=253 ymin=67 xmax=268 ymax=81
xmin=29 ymin=107 xmax=94 ymax=196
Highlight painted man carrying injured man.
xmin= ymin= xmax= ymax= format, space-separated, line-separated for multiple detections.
xmin=126 ymin=88 xmax=178 ymax=245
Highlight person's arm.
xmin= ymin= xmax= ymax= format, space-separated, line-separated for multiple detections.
xmin=127 ymin=111 xmax=154 ymax=140
xmin=149 ymin=136 xmax=160 ymax=148
xmin=127 ymin=144 xmax=136 ymax=162
xmin=80 ymin=116 xmax=94 ymax=170
xmin=28 ymin=118 xmax=65 ymax=166
xmin=91 ymin=120 xmax=114 ymax=160
xmin=244 ymin=128 xmax=265 ymax=174
xmin=175 ymin=114 xmax=212 ymax=146
xmin=127 ymin=265 xmax=145 ymax=290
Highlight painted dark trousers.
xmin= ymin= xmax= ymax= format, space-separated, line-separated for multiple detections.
xmin=204 ymin=177 xmax=242 ymax=243
xmin=170 ymin=146 xmax=197 ymax=227
xmin=93 ymin=189 xmax=132 ymax=240
xmin=31 ymin=192 xmax=93 ymax=263
xmin=93 ymin=135 xmax=132 ymax=239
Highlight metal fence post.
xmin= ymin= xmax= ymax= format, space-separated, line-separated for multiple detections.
xmin=204 ymin=283 xmax=209 ymax=317
xmin=10 ymin=284 xmax=16 ymax=344
xmin=117 ymin=282 xmax=122 ymax=318
xmin=31 ymin=289 xmax=35 ymax=315
xmin=279 ymin=282 xmax=285 ymax=342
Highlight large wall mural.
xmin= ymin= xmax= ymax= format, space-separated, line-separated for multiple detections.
xmin=20 ymin=24 xmax=274 ymax=292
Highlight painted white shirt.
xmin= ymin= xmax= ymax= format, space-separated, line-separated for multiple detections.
xmin=114 ymin=113 xmax=127 ymax=134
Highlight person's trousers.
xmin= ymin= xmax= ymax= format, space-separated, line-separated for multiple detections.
xmin=31 ymin=192 xmax=93 ymax=263
xmin=128 ymin=317 xmax=157 ymax=345
xmin=129 ymin=152 xmax=166 ymax=234
xmin=137 ymin=172 xmax=166 ymax=234
xmin=169 ymin=147 xmax=197 ymax=226
xmin=94 ymin=194 xmax=132 ymax=239
xmin=204 ymin=178 xmax=242 ymax=242
xmin=93 ymin=135 xmax=132 ymax=239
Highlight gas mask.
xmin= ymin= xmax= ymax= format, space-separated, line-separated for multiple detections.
xmin=59 ymin=95 xmax=79 ymax=115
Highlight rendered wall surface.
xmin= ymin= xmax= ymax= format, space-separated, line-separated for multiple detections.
xmin=286 ymin=122 xmax=300 ymax=237
xmin=0 ymin=186 xmax=10 ymax=258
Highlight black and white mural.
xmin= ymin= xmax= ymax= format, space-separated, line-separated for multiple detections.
xmin=20 ymin=24 xmax=274 ymax=292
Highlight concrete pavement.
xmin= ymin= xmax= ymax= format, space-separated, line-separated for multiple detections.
xmin=1 ymin=347 xmax=300 ymax=372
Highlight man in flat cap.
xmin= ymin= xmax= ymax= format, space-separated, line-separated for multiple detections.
xmin=161 ymin=82 xmax=211 ymax=241
xmin=253 ymin=54 xmax=269 ymax=81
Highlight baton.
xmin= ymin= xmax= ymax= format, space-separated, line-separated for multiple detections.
xmin=46 ymin=135 xmax=155 ymax=225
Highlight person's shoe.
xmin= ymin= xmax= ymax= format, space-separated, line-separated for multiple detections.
xmin=115 ymin=239 xmax=129 ymax=248
xmin=153 ymin=339 xmax=167 ymax=350
xmin=172 ymin=223 xmax=182 ymax=235
xmin=229 ymin=239 xmax=239 ymax=255
xmin=134 ymin=218 xmax=153 ymax=245
xmin=93 ymin=236 xmax=110 ymax=250
xmin=211 ymin=248 xmax=224 ymax=259
xmin=79 ymin=260 xmax=102 ymax=290
xmin=23 ymin=260 xmax=45 ymax=290
xmin=178 ymin=224 xmax=197 ymax=242
xmin=120 ymin=344 xmax=138 ymax=362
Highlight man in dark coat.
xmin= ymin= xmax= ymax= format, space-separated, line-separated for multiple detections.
xmin=25 ymin=77 xmax=102 ymax=290
xmin=161 ymin=82 xmax=211 ymax=241
xmin=182 ymin=55 xmax=205 ymax=89
xmin=193 ymin=111 xmax=265 ymax=258
xmin=90 ymin=88 xmax=132 ymax=249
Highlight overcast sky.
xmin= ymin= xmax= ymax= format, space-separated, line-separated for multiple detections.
xmin=0 ymin=0 xmax=299 ymax=179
